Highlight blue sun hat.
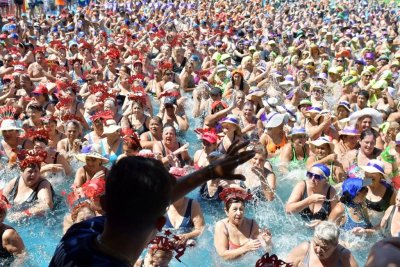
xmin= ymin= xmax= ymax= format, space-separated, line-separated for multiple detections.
xmin=342 ymin=178 xmax=372 ymax=198
xmin=311 ymin=163 xmax=331 ymax=178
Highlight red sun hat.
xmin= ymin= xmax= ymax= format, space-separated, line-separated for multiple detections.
xmin=32 ymin=84 xmax=49 ymax=95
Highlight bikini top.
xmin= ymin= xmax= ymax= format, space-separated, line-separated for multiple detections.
xmin=300 ymin=181 xmax=332 ymax=221
xmin=222 ymin=219 xmax=254 ymax=250
xmin=164 ymin=199 xmax=194 ymax=233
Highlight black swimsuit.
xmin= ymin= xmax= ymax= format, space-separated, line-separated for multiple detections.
xmin=300 ymin=181 xmax=332 ymax=221
xmin=160 ymin=142 xmax=186 ymax=167
xmin=8 ymin=177 xmax=55 ymax=210
xmin=366 ymin=184 xmax=394 ymax=212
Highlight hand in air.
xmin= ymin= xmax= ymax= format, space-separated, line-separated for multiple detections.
xmin=211 ymin=140 xmax=255 ymax=181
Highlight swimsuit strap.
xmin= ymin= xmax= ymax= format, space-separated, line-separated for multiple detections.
xmin=301 ymin=180 xmax=307 ymax=200
xmin=53 ymin=152 xmax=59 ymax=164
xmin=302 ymin=241 xmax=311 ymax=267
xmin=21 ymin=139 xmax=28 ymax=149
xmin=160 ymin=141 xmax=167 ymax=157
xmin=8 ymin=177 xmax=20 ymax=203
xmin=291 ymin=144 xmax=298 ymax=162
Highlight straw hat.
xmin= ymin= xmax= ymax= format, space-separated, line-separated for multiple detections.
xmin=360 ymin=159 xmax=385 ymax=176
xmin=76 ymin=144 xmax=109 ymax=163
xmin=103 ymin=119 xmax=121 ymax=135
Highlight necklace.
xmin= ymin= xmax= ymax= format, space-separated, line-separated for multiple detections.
xmin=95 ymin=235 xmax=134 ymax=266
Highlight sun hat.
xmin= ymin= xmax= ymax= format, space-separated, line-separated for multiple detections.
xmin=364 ymin=52 xmax=375 ymax=60
xmin=342 ymin=178 xmax=372 ymax=199
xmin=298 ymin=99 xmax=312 ymax=108
xmin=279 ymin=75 xmax=295 ymax=87
xmin=216 ymin=64 xmax=227 ymax=73
xmin=246 ymin=87 xmax=265 ymax=100
xmin=220 ymin=54 xmax=231 ymax=61
xmin=360 ymin=159 xmax=385 ymax=176
xmin=361 ymin=69 xmax=372 ymax=76
xmin=211 ymin=52 xmax=221 ymax=61
xmin=288 ymin=127 xmax=307 ymax=137
xmin=391 ymin=60 xmax=400 ymax=67
xmin=0 ymin=119 xmax=23 ymax=132
xmin=337 ymin=101 xmax=351 ymax=112
xmin=199 ymin=129 xmax=219 ymax=144
xmin=311 ymin=163 xmax=331 ymax=178
xmin=349 ymin=108 xmax=383 ymax=128
xmin=339 ymin=126 xmax=360 ymax=136
xmin=32 ymin=85 xmax=49 ymax=95
xmin=380 ymin=70 xmax=393 ymax=81
xmin=276 ymin=104 xmax=297 ymax=121
xmin=310 ymin=136 xmax=334 ymax=151
xmin=263 ymin=112 xmax=288 ymax=129
xmin=163 ymin=81 xmax=178 ymax=92
xmin=366 ymin=65 xmax=376 ymax=74
xmin=342 ymin=75 xmax=359 ymax=86
xmin=221 ymin=114 xmax=240 ymax=126
xmin=103 ymin=119 xmax=121 ymax=135
xmin=305 ymin=106 xmax=323 ymax=114
xmin=76 ymin=144 xmax=109 ymax=163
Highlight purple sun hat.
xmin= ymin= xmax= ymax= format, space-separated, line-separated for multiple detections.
xmin=364 ymin=52 xmax=375 ymax=60
xmin=339 ymin=126 xmax=360 ymax=136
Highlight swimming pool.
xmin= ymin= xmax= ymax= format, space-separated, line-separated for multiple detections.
xmin=0 ymin=93 xmax=377 ymax=266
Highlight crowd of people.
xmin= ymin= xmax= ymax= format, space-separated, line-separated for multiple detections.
xmin=0 ymin=0 xmax=399 ymax=266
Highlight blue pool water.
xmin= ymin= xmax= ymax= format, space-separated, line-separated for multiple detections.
xmin=0 ymin=93 xmax=376 ymax=266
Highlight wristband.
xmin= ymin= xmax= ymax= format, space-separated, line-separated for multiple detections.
xmin=24 ymin=209 xmax=32 ymax=217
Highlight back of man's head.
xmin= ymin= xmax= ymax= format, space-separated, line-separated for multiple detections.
xmin=104 ymin=156 xmax=175 ymax=229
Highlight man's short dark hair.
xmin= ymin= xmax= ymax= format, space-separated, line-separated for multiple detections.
xmin=104 ymin=157 xmax=175 ymax=229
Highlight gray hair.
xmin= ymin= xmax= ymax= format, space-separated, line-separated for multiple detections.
xmin=314 ymin=221 xmax=340 ymax=245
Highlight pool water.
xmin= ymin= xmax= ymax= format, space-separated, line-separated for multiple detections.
xmin=0 ymin=92 xmax=376 ymax=266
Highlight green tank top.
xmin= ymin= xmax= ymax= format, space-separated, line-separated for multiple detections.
xmin=291 ymin=145 xmax=308 ymax=164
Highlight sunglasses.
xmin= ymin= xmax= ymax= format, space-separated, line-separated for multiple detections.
xmin=336 ymin=59 xmax=343 ymax=62
xmin=364 ymin=75 xmax=372 ymax=78
xmin=306 ymin=171 xmax=325 ymax=180
xmin=165 ymin=104 xmax=174 ymax=109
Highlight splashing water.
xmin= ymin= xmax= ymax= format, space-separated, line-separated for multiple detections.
xmin=0 ymin=91 xmax=375 ymax=266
